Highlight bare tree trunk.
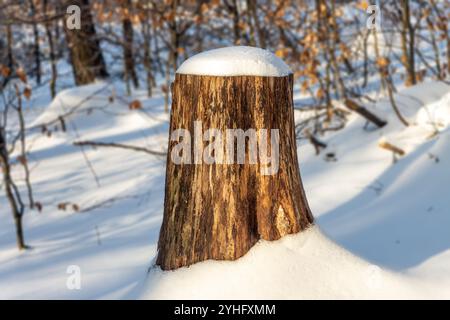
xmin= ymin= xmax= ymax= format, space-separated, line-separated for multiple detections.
xmin=156 ymin=74 xmax=314 ymax=270
xmin=122 ymin=0 xmax=139 ymax=90
xmin=316 ymin=0 xmax=333 ymax=121
xmin=428 ymin=18 xmax=442 ymax=80
xmin=163 ymin=0 xmax=180 ymax=112
xmin=47 ymin=25 xmax=57 ymax=98
xmin=169 ymin=0 xmax=179 ymax=72
xmin=2 ymin=24 xmax=13 ymax=88
xmin=373 ymin=29 xmax=409 ymax=126
xmin=28 ymin=0 xmax=41 ymax=85
xmin=6 ymin=25 xmax=13 ymax=70
xmin=247 ymin=0 xmax=266 ymax=48
xmin=362 ymin=29 xmax=370 ymax=88
xmin=225 ymin=0 xmax=242 ymax=45
xmin=429 ymin=0 xmax=450 ymax=75
xmin=447 ymin=33 xmax=450 ymax=74
xmin=319 ymin=0 xmax=386 ymax=128
xmin=64 ymin=0 xmax=109 ymax=85
xmin=14 ymin=84 xmax=35 ymax=208
xmin=163 ymin=59 xmax=170 ymax=113
xmin=44 ymin=0 xmax=57 ymax=98
xmin=328 ymin=0 xmax=353 ymax=75
xmin=142 ymin=7 xmax=154 ymax=97
xmin=245 ymin=3 xmax=256 ymax=46
xmin=194 ymin=5 xmax=204 ymax=53
xmin=400 ymin=0 xmax=416 ymax=85
xmin=0 ymin=128 xmax=26 ymax=250
xmin=152 ymin=23 xmax=164 ymax=78
xmin=324 ymin=60 xmax=333 ymax=120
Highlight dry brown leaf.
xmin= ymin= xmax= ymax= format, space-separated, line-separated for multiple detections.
xmin=316 ymin=88 xmax=324 ymax=99
xmin=377 ymin=57 xmax=390 ymax=68
xmin=358 ymin=0 xmax=369 ymax=10
xmin=275 ymin=49 xmax=285 ymax=58
xmin=35 ymin=202 xmax=43 ymax=213
xmin=400 ymin=55 xmax=409 ymax=65
xmin=23 ymin=87 xmax=32 ymax=100
xmin=129 ymin=100 xmax=142 ymax=110
xmin=0 ymin=64 xmax=11 ymax=77
xmin=17 ymin=155 xmax=27 ymax=166
xmin=16 ymin=67 xmax=27 ymax=84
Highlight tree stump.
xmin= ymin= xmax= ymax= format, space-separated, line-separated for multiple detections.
xmin=156 ymin=47 xmax=314 ymax=270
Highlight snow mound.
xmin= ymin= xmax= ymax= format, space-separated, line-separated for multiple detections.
xmin=416 ymin=92 xmax=450 ymax=132
xmin=31 ymin=82 xmax=111 ymax=127
xmin=399 ymin=81 xmax=450 ymax=106
xmin=138 ymin=226 xmax=418 ymax=299
xmin=176 ymin=46 xmax=292 ymax=77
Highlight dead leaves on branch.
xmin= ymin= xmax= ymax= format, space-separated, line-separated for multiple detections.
xmin=275 ymin=49 xmax=288 ymax=58
xmin=0 ymin=64 xmax=32 ymax=100
xmin=0 ymin=64 xmax=28 ymax=85
xmin=16 ymin=67 xmax=27 ymax=84
xmin=377 ymin=57 xmax=390 ymax=69
xmin=0 ymin=64 xmax=11 ymax=78
xmin=34 ymin=202 xmax=43 ymax=213
xmin=316 ymin=87 xmax=325 ymax=99
xmin=17 ymin=155 xmax=27 ymax=166
xmin=358 ymin=0 xmax=369 ymax=11
xmin=128 ymin=99 xmax=142 ymax=110
xmin=57 ymin=202 xmax=80 ymax=212
xmin=23 ymin=86 xmax=32 ymax=100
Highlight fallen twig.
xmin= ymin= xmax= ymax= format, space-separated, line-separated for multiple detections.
xmin=73 ymin=140 xmax=167 ymax=157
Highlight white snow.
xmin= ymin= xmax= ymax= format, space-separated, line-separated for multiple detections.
xmin=30 ymin=82 xmax=111 ymax=127
xmin=1 ymin=77 xmax=450 ymax=299
xmin=138 ymin=226 xmax=420 ymax=299
xmin=416 ymin=92 xmax=450 ymax=132
xmin=176 ymin=46 xmax=292 ymax=77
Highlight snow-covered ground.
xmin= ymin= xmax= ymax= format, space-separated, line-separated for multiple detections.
xmin=0 ymin=75 xmax=449 ymax=299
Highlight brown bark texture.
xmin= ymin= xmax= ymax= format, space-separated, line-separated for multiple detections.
xmin=65 ymin=0 xmax=108 ymax=85
xmin=156 ymin=73 xmax=314 ymax=270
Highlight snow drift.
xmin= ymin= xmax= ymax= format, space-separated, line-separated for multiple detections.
xmin=138 ymin=226 xmax=420 ymax=299
xmin=1 ymin=80 xmax=450 ymax=299
xmin=416 ymin=92 xmax=450 ymax=132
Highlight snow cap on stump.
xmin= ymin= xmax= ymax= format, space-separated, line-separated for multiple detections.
xmin=176 ymin=46 xmax=292 ymax=77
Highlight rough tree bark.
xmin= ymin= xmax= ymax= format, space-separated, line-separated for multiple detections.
xmin=64 ymin=0 xmax=108 ymax=85
xmin=156 ymin=73 xmax=314 ymax=270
